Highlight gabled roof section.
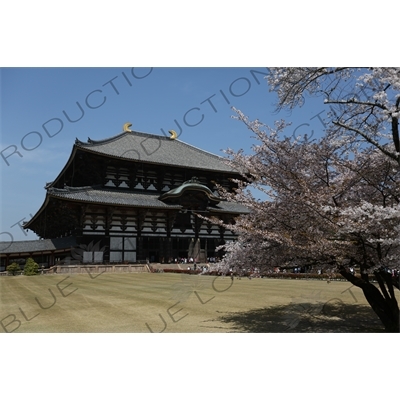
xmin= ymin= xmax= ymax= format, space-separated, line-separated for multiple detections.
xmin=159 ymin=177 xmax=222 ymax=205
xmin=74 ymin=130 xmax=235 ymax=173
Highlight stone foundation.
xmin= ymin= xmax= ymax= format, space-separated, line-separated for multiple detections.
xmin=55 ymin=264 xmax=150 ymax=274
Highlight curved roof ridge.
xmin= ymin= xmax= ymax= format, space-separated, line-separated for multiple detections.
xmin=75 ymin=130 xmax=227 ymax=160
xmin=76 ymin=130 xmax=170 ymax=147
xmin=48 ymin=185 xmax=95 ymax=194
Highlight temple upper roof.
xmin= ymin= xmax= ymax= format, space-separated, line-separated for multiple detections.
xmin=74 ymin=130 xmax=235 ymax=173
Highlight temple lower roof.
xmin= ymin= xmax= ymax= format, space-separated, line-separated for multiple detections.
xmin=46 ymin=186 xmax=249 ymax=213
xmin=47 ymin=186 xmax=183 ymax=208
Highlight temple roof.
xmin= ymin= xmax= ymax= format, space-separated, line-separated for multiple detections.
xmin=47 ymin=186 xmax=182 ymax=209
xmin=74 ymin=130 xmax=235 ymax=173
xmin=24 ymin=185 xmax=249 ymax=232
xmin=46 ymin=186 xmax=248 ymax=213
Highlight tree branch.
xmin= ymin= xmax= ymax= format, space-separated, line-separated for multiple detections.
xmin=333 ymin=121 xmax=399 ymax=163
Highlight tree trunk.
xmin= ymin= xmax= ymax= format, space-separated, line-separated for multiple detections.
xmin=339 ymin=268 xmax=400 ymax=333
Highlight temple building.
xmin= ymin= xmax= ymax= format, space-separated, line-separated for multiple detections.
xmin=1 ymin=125 xmax=248 ymax=267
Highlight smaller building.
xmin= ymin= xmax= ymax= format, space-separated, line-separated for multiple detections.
xmin=0 ymin=237 xmax=77 ymax=271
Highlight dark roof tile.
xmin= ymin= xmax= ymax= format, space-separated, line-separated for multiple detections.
xmin=0 ymin=237 xmax=77 ymax=255
xmin=48 ymin=186 xmax=182 ymax=209
xmin=75 ymin=130 xmax=235 ymax=173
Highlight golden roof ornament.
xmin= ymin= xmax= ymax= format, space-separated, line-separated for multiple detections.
xmin=123 ymin=122 xmax=132 ymax=132
xmin=168 ymin=130 xmax=177 ymax=140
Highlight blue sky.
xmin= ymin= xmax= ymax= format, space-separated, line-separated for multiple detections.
xmin=1 ymin=67 xmax=330 ymax=242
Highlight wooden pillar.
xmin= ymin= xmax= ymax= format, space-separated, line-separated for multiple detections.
xmin=165 ymin=211 xmax=177 ymax=263
xmin=136 ymin=209 xmax=147 ymax=262
xmin=159 ymin=237 xmax=164 ymax=263
xmin=218 ymin=222 xmax=226 ymax=259
xmin=137 ymin=232 xmax=145 ymax=262
xmin=159 ymin=237 xmax=171 ymax=264
xmin=50 ymin=251 xmax=55 ymax=267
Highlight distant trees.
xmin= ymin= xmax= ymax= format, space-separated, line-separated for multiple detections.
xmin=6 ymin=262 xmax=20 ymax=276
xmin=23 ymin=257 xmax=39 ymax=276
xmin=214 ymin=68 xmax=400 ymax=332
xmin=5 ymin=258 xmax=40 ymax=276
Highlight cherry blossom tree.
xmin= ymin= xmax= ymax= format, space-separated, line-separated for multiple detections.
xmin=213 ymin=68 xmax=400 ymax=332
xmin=267 ymin=68 xmax=400 ymax=164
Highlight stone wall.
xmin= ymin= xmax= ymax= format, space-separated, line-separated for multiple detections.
xmin=55 ymin=264 xmax=150 ymax=274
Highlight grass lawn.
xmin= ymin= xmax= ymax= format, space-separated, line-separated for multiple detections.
xmin=0 ymin=272 xmax=394 ymax=333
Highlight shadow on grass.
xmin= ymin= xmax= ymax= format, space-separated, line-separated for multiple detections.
xmin=216 ymin=300 xmax=384 ymax=333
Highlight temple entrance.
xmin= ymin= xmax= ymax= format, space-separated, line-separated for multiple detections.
xmin=172 ymin=237 xmax=190 ymax=261
xmin=139 ymin=237 xmax=225 ymax=263
xmin=148 ymin=251 xmax=159 ymax=263
xmin=188 ymin=238 xmax=207 ymax=263
xmin=141 ymin=237 xmax=161 ymax=263
xmin=170 ymin=237 xmax=214 ymax=263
